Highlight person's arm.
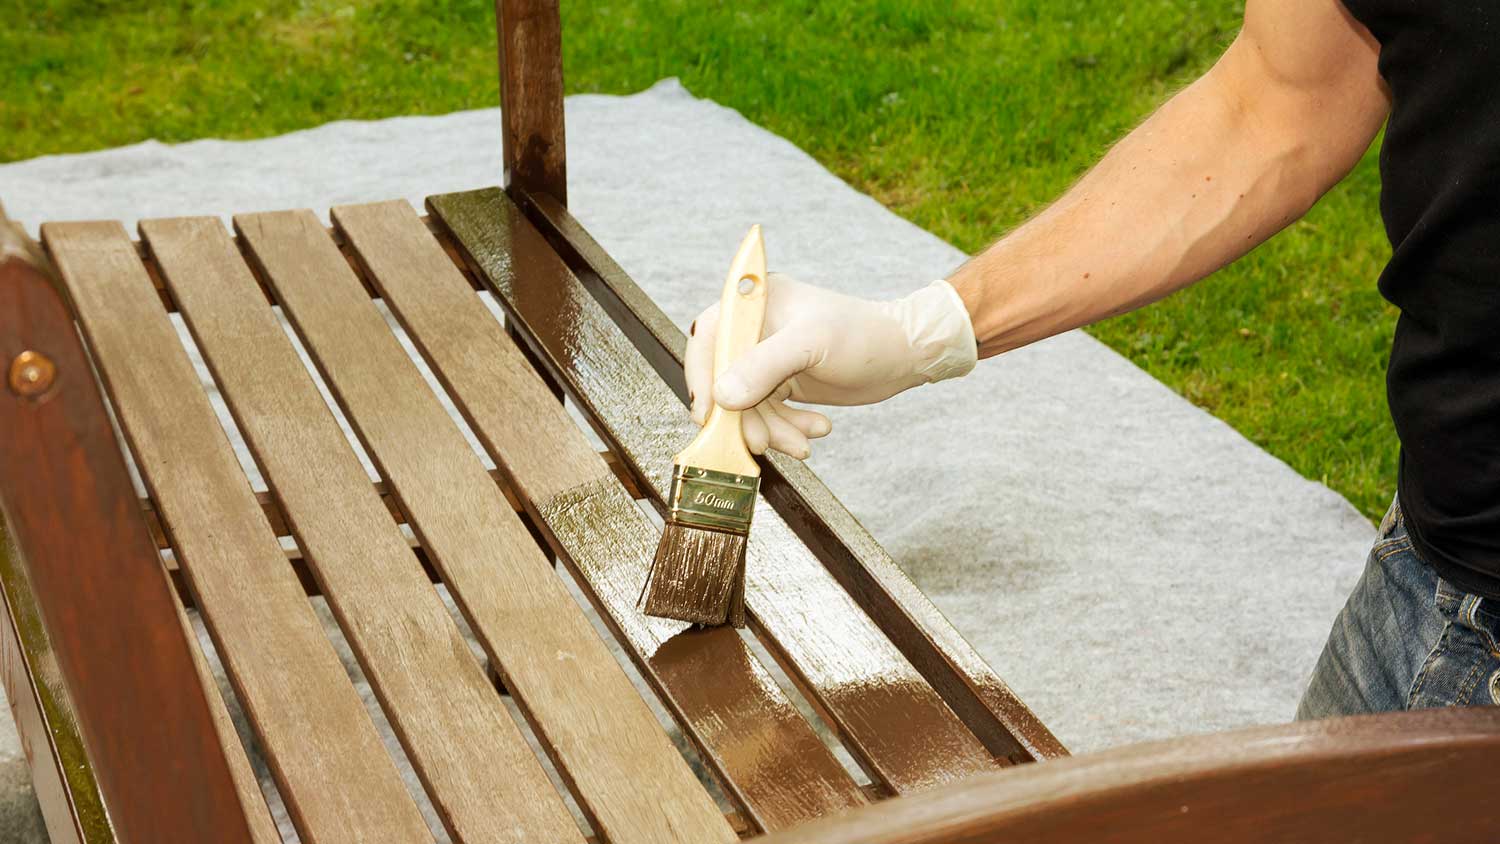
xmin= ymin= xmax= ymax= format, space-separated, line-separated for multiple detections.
xmin=685 ymin=0 xmax=1390 ymax=458
xmin=952 ymin=0 xmax=1389 ymax=356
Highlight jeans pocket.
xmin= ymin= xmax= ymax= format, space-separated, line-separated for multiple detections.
xmin=1408 ymin=590 xmax=1500 ymax=709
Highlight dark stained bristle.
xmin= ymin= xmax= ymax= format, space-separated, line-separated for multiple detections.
xmin=640 ymin=524 xmax=747 ymax=627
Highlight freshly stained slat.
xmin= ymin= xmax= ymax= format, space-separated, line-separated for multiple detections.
xmin=234 ymin=209 xmax=736 ymax=844
xmin=526 ymin=192 xmax=1065 ymax=763
xmin=42 ymin=221 xmax=434 ymax=844
xmin=332 ymin=199 xmax=868 ymax=832
xmin=143 ymin=216 xmax=586 ymax=844
xmin=429 ymin=188 xmax=999 ymax=793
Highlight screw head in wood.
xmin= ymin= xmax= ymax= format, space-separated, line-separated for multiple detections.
xmin=8 ymin=350 xmax=56 ymax=398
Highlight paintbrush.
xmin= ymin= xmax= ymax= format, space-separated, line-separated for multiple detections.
xmin=639 ymin=225 xmax=769 ymax=628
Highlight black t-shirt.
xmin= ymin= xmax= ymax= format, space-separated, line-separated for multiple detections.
xmin=1338 ymin=1 xmax=1500 ymax=596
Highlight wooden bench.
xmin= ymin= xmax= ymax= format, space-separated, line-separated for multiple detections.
xmin=1 ymin=2 xmax=1497 ymax=842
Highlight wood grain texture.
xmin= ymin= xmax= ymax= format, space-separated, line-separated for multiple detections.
xmin=332 ymin=198 xmax=868 ymax=833
xmin=143 ymin=215 xmax=585 ymax=844
xmin=430 ymin=187 xmax=999 ymax=793
xmin=1 ymin=216 xmax=262 ymax=843
xmin=234 ymin=208 xmax=735 ymax=844
xmin=755 ymin=708 xmax=1500 ymax=843
xmin=524 ymin=192 xmax=1064 ymax=763
xmin=497 ymin=0 xmax=566 ymax=203
xmin=42 ymin=220 xmax=433 ymax=844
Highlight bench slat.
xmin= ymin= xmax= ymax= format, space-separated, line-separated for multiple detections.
xmin=142 ymin=216 xmax=587 ymax=844
xmin=43 ymin=221 xmax=434 ymax=844
xmin=332 ymin=198 xmax=869 ymax=832
xmin=429 ymin=188 xmax=1001 ymax=793
xmin=234 ymin=209 xmax=736 ymax=844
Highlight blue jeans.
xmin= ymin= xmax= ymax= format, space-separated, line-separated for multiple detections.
xmin=1298 ymin=498 xmax=1500 ymax=718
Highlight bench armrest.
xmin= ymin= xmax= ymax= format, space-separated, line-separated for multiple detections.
xmin=757 ymin=707 xmax=1500 ymax=843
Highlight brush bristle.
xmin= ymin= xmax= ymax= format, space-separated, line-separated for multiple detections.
xmin=640 ymin=524 xmax=747 ymax=627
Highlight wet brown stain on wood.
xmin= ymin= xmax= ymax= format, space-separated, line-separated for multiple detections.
xmin=428 ymin=187 xmax=1001 ymax=793
xmin=522 ymin=191 xmax=1065 ymax=764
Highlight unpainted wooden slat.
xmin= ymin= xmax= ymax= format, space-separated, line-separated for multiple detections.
xmin=428 ymin=188 xmax=1000 ymax=793
xmin=42 ymin=220 xmax=434 ymax=844
xmin=332 ymin=199 xmax=869 ymax=833
xmin=143 ymin=216 xmax=586 ymax=844
xmin=234 ymin=209 xmax=736 ymax=844
xmin=525 ymin=192 xmax=1064 ymax=762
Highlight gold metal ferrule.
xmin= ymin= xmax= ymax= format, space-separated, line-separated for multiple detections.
xmin=666 ymin=465 xmax=759 ymax=534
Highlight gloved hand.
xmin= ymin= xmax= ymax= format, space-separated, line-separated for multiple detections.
xmin=685 ymin=273 xmax=978 ymax=458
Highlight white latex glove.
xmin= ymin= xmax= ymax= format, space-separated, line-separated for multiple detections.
xmin=685 ymin=273 xmax=978 ymax=458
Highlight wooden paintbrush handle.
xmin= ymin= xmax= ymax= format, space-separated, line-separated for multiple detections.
xmin=677 ymin=225 xmax=768 ymax=477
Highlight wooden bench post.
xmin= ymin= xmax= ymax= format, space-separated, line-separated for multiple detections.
xmin=497 ymin=0 xmax=567 ymax=206
xmin=496 ymin=0 xmax=570 ymax=535
xmin=0 ymin=208 xmax=258 ymax=843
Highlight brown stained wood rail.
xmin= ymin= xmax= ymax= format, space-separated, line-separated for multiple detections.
xmin=1 ymin=212 xmax=266 ymax=842
xmin=754 ymin=707 xmax=1500 ymax=843
xmin=518 ymin=190 xmax=1065 ymax=764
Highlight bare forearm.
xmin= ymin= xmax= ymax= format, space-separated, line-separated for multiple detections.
xmin=951 ymin=3 xmax=1386 ymax=357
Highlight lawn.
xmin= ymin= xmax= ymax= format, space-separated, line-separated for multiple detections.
xmin=1 ymin=0 xmax=1397 ymax=519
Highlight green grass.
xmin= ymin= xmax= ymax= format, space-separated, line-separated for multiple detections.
xmin=1 ymin=0 xmax=1396 ymax=519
